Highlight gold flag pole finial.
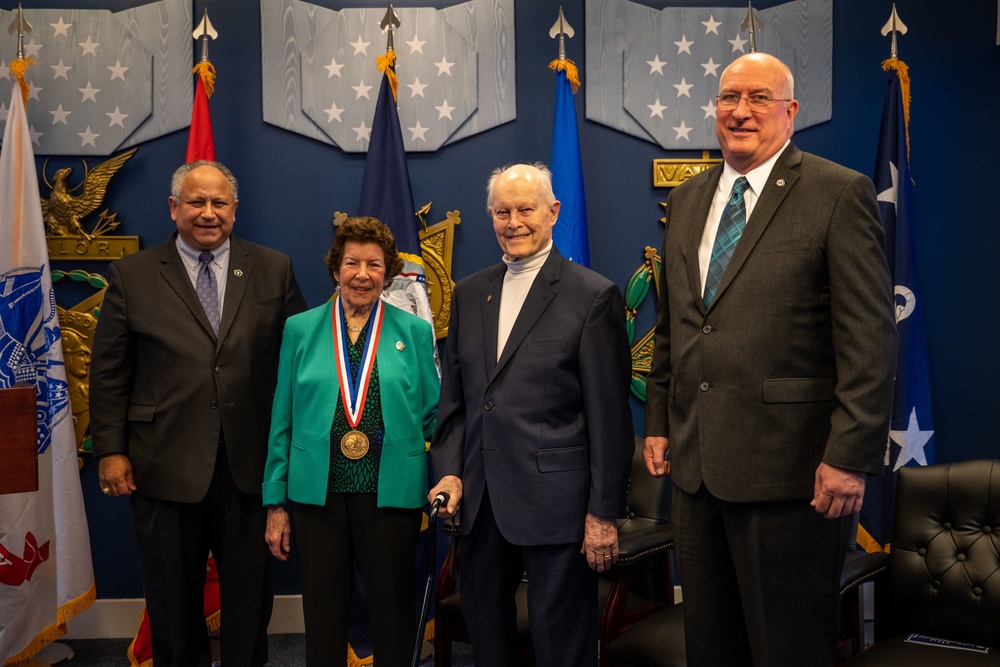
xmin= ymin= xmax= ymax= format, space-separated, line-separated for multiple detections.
xmin=740 ymin=1 xmax=763 ymax=54
xmin=7 ymin=4 xmax=34 ymax=106
xmin=191 ymin=8 xmax=218 ymax=98
xmin=548 ymin=7 xmax=580 ymax=93
xmin=376 ymin=0 xmax=401 ymax=101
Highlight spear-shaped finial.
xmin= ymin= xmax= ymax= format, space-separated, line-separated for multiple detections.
xmin=380 ymin=0 xmax=401 ymax=52
xmin=549 ymin=6 xmax=574 ymax=62
xmin=740 ymin=1 xmax=763 ymax=53
xmin=192 ymin=8 xmax=218 ymax=63
xmin=7 ymin=3 xmax=32 ymax=60
xmin=7 ymin=4 xmax=34 ymax=105
xmin=880 ymin=4 xmax=908 ymax=59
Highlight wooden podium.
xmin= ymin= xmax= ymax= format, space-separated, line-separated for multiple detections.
xmin=0 ymin=385 xmax=39 ymax=495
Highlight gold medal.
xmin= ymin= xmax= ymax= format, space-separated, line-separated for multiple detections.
xmin=340 ymin=430 xmax=370 ymax=460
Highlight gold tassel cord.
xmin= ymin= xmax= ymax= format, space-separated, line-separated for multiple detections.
xmin=9 ymin=57 xmax=36 ymax=107
xmin=882 ymin=57 xmax=911 ymax=159
xmin=193 ymin=60 xmax=217 ymax=99
xmin=548 ymin=58 xmax=581 ymax=94
xmin=376 ymin=50 xmax=399 ymax=102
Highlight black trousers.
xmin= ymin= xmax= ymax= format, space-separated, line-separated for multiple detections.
xmin=672 ymin=484 xmax=852 ymax=667
xmin=460 ymin=486 xmax=598 ymax=667
xmin=290 ymin=493 xmax=421 ymax=667
xmin=130 ymin=442 xmax=272 ymax=667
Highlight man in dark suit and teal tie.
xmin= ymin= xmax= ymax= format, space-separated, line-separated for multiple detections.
xmin=428 ymin=163 xmax=634 ymax=667
xmin=644 ymin=53 xmax=897 ymax=666
xmin=90 ymin=161 xmax=307 ymax=667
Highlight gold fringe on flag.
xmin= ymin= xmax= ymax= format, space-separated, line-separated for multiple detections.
xmin=9 ymin=57 xmax=36 ymax=107
xmin=376 ymin=50 xmax=399 ymax=102
xmin=192 ymin=60 xmax=217 ymax=99
xmin=882 ymin=57 xmax=911 ymax=158
xmin=548 ymin=58 xmax=581 ymax=94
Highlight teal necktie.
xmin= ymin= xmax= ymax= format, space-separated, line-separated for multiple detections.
xmin=704 ymin=177 xmax=749 ymax=307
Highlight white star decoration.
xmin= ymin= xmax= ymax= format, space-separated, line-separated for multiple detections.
xmin=108 ymin=60 xmax=129 ymax=81
xmin=106 ymin=106 xmax=128 ymax=127
xmin=647 ymin=98 xmax=667 ymax=118
xmin=79 ymin=82 xmax=100 ymax=103
xmin=702 ymin=16 xmax=722 ymax=35
xmin=50 ymin=59 xmax=72 ymax=80
xmin=29 ymin=125 xmax=43 ymax=145
xmin=0 ymin=103 xmax=7 ymax=123
xmin=701 ymin=58 xmax=721 ymax=77
xmin=28 ymin=85 xmax=42 ymax=102
xmin=674 ymin=78 xmax=693 ymax=98
xmin=0 ymin=61 xmax=8 ymax=80
xmin=50 ymin=18 xmax=72 ymax=38
xmin=647 ymin=55 xmax=667 ymax=75
xmin=407 ymin=78 xmax=428 ymax=98
xmin=674 ymin=36 xmax=694 ymax=54
xmin=890 ymin=407 xmax=933 ymax=470
xmin=79 ymin=36 xmax=100 ymax=57
xmin=673 ymin=121 xmax=692 ymax=140
xmin=435 ymin=58 xmax=454 ymax=76
xmin=50 ymin=104 xmax=72 ymax=125
xmin=352 ymin=79 xmax=373 ymax=100
xmin=324 ymin=57 xmax=344 ymax=79
xmin=729 ymin=33 xmax=748 ymax=53
xmin=436 ymin=100 xmax=455 ymax=120
xmin=408 ymin=121 xmax=428 ymax=141
xmin=324 ymin=101 xmax=345 ymax=123
xmin=24 ymin=39 xmax=42 ymax=59
xmin=700 ymin=101 xmax=717 ymax=119
xmin=352 ymin=120 xmax=371 ymax=141
xmin=350 ymin=36 xmax=370 ymax=56
xmin=406 ymin=34 xmax=426 ymax=55
xmin=78 ymin=126 xmax=99 ymax=147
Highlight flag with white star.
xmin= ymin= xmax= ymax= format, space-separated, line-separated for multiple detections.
xmin=0 ymin=1 xmax=192 ymax=157
xmin=586 ymin=0 xmax=833 ymax=149
xmin=858 ymin=58 xmax=935 ymax=553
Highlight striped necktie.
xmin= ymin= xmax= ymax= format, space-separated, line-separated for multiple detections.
xmin=704 ymin=176 xmax=749 ymax=307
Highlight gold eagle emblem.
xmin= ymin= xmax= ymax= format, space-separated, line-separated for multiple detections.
xmin=41 ymin=147 xmax=137 ymax=240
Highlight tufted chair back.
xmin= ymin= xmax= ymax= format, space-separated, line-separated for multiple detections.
xmin=880 ymin=459 xmax=1000 ymax=647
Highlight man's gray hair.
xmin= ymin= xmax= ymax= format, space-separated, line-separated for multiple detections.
xmin=485 ymin=162 xmax=557 ymax=209
xmin=170 ymin=160 xmax=239 ymax=200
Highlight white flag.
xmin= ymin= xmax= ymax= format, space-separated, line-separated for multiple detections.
xmin=0 ymin=81 xmax=95 ymax=664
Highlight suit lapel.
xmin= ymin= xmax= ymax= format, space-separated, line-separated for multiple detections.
xmin=490 ymin=250 xmax=560 ymax=384
xmin=219 ymin=237 xmax=252 ymax=345
xmin=159 ymin=242 xmax=217 ymax=339
xmin=480 ymin=265 xmax=504 ymax=378
xmin=681 ymin=168 xmax=723 ymax=312
xmin=708 ymin=144 xmax=801 ymax=309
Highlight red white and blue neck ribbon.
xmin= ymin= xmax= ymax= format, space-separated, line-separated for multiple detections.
xmin=332 ymin=295 xmax=383 ymax=428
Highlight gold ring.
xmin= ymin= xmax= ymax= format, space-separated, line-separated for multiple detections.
xmin=101 ymin=487 xmax=111 ymax=495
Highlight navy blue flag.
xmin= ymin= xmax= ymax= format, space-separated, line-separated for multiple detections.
xmin=550 ymin=66 xmax=590 ymax=267
xmin=858 ymin=60 xmax=935 ymax=553
xmin=357 ymin=69 xmax=434 ymax=329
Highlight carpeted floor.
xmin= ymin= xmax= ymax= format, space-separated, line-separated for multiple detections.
xmin=51 ymin=636 xmax=474 ymax=666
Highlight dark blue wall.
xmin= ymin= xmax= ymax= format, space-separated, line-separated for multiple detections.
xmin=6 ymin=0 xmax=998 ymax=598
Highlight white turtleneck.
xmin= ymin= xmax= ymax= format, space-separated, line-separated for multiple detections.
xmin=497 ymin=241 xmax=552 ymax=362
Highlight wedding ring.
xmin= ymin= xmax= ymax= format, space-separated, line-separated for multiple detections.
xmin=101 ymin=487 xmax=111 ymax=495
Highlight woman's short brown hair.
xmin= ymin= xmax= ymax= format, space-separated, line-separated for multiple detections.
xmin=324 ymin=216 xmax=403 ymax=289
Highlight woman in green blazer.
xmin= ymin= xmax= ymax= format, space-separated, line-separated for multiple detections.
xmin=263 ymin=217 xmax=439 ymax=667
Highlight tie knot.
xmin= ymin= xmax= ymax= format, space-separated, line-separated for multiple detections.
xmin=199 ymin=251 xmax=214 ymax=266
xmin=731 ymin=176 xmax=749 ymax=200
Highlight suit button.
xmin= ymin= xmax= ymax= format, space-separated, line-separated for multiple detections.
xmin=702 ymin=325 xmax=712 ymax=334
xmin=215 ymin=366 xmax=222 ymax=373
xmin=700 ymin=382 xmax=709 ymax=391
xmin=210 ymin=400 xmax=219 ymax=409
xmin=484 ymin=402 xmax=493 ymax=411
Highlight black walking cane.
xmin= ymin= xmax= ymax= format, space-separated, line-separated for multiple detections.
xmin=411 ymin=491 xmax=449 ymax=667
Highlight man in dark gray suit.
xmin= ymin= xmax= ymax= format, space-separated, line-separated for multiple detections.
xmin=644 ymin=53 xmax=897 ymax=666
xmin=90 ymin=161 xmax=307 ymax=667
xmin=428 ymin=163 xmax=633 ymax=667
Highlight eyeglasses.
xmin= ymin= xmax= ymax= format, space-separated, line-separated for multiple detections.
xmin=716 ymin=93 xmax=792 ymax=111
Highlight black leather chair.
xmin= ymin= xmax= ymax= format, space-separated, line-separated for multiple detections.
xmin=432 ymin=437 xmax=675 ymax=667
xmin=842 ymin=459 xmax=1000 ymax=665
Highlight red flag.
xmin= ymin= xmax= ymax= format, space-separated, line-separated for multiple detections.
xmin=185 ymin=63 xmax=216 ymax=162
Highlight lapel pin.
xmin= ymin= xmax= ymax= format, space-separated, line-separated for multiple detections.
xmin=233 ymin=269 xmax=243 ymax=277
xmin=776 ymin=179 xmax=786 ymax=187
xmin=487 ymin=294 xmax=493 ymax=302
xmin=396 ymin=341 xmax=405 ymax=352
